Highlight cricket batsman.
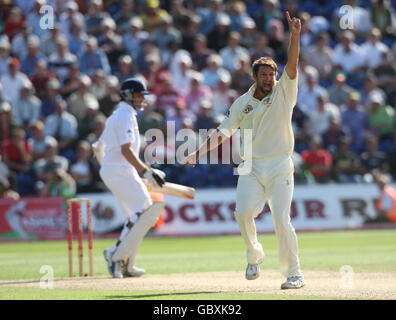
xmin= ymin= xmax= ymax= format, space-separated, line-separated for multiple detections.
xmin=92 ymin=78 xmax=166 ymax=278
xmin=184 ymin=12 xmax=305 ymax=289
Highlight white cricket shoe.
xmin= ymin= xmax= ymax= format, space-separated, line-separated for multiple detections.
xmin=123 ymin=266 xmax=146 ymax=277
xmin=113 ymin=261 xmax=125 ymax=279
xmin=281 ymin=275 xmax=306 ymax=289
xmin=245 ymin=264 xmax=260 ymax=280
xmin=103 ymin=249 xmax=114 ymax=277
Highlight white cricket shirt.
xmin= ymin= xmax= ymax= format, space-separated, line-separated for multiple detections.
xmin=218 ymin=71 xmax=298 ymax=161
xmin=99 ymin=101 xmax=141 ymax=166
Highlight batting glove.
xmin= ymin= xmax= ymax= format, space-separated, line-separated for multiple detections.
xmin=143 ymin=168 xmax=166 ymax=188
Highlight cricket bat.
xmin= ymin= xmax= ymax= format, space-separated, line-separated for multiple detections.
xmin=143 ymin=180 xmax=195 ymax=200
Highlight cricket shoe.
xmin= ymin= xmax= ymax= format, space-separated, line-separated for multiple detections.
xmin=103 ymin=249 xmax=115 ymax=277
xmin=123 ymin=266 xmax=146 ymax=278
xmin=113 ymin=261 xmax=125 ymax=279
xmin=245 ymin=264 xmax=260 ymax=280
xmin=281 ymin=275 xmax=306 ymax=290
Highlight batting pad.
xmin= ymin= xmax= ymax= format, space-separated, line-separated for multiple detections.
xmin=111 ymin=202 xmax=165 ymax=263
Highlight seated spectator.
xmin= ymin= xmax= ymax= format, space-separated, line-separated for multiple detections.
xmin=40 ymin=79 xmax=60 ymax=118
xmin=370 ymin=0 xmax=394 ymax=37
xmin=135 ymin=38 xmax=161 ymax=74
xmin=140 ymin=0 xmax=170 ymax=33
xmin=4 ymin=7 xmax=24 ymax=42
xmin=267 ymin=19 xmax=284 ymax=58
xmin=297 ymin=54 xmax=319 ymax=90
xmin=39 ymin=164 xmax=76 ymax=198
xmin=322 ymin=118 xmax=350 ymax=155
xmin=137 ymin=97 xmax=164 ymax=135
xmin=12 ymin=80 xmax=41 ymax=131
xmin=67 ymin=18 xmax=88 ymax=57
xmin=78 ymin=97 xmax=105 ymax=140
xmin=70 ymin=140 xmax=105 ymax=193
xmin=0 ymin=39 xmax=12 ymax=77
xmin=202 ymin=54 xmax=231 ymax=90
xmin=231 ymin=54 xmax=253 ymax=95
xmin=79 ymin=37 xmax=111 ymax=77
xmin=40 ymin=23 xmax=61 ymax=58
xmin=89 ymin=69 xmax=107 ymax=101
xmin=240 ymin=17 xmax=259 ymax=50
xmin=28 ymin=120 xmax=52 ymax=161
xmin=374 ymin=52 xmax=396 ymax=96
xmin=166 ymin=97 xmax=195 ymax=133
xmin=211 ymin=73 xmax=238 ymax=117
xmin=366 ymin=91 xmax=395 ymax=151
xmin=20 ymin=36 xmax=45 ymax=77
xmin=114 ymin=0 xmax=137 ymax=34
xmin=332 ymin=31 xmax=365 ymax=80
xmin=47 ymin=36 xmax=78 ymax=84
xmin=2 ymin=128 xmax=32 ymax=174
xmin=359 ymin=135 xmax=389 ymax=181
xmin=0 ymin=101 xmax=17 ymax=151
xmin=97 ymin=17 xmax=125 ymax=73
xmin=297 ymin=70 xmax=327 ymax=114
xmin=332 ymin=137 xmax=362 ymax=183
xmin=184 ymin=71 xmax=212 ymax=115
xmin=294 ymin=119 xmax=311 ymax=153
xmin=171 ymin=54 xmax=195 ymax=96
xmin=207 ymin=13 xmax=231 ymax=52
xmin=30 ymin=59 xmax=56 ymax=100
xmin=59 ymin=61 xmax=81 ymax=99
xmin=301 ymin=135 xmax=333 ymax=184
xmin=340 ymin=91 xmax=371 ymax=153
xmin=360 ymin=74 xmax=386 ymax=107
xmin=0 ymin=58 xmax=30 ymax=108
xmin=299 ymin=12 xmax=315 ymax=54
xmin=86 ymin=114 xmax=106 ymax=145
xmin=306 ymin=32 xmax=334 ymax=83
xmin=156 ymin=74 xmax=181 ymax=117
xmin=33 ymin=137 xmax=69 ymax=182
xmin=327 ymin=72 xmax=353 ymax=107
xmin=308 ymin=92 xmax=340 ymax=137
xmin=115 ymin=55 xmax=141 ymax=84
xmin=11 ymin=25 xmax=36 ymax=60
xmin=194 ymin=99 xmax=216 ymax=131
xmin=360 ymin=28 xmax=389 ymax=70
xmin=69 ymin=75 xmax=98 ymax=121
xmin=228 ymin=1 xmax=250 ymax=33
xmin=191 ymin=34 xmax=215 ymax=71
xmin=98 ymin=75 xmax=120 ymax=117
xmin=143 ymin=54 xmax=169 ymax=95
xmin=249 ymin=33 xmax=275 ymax=63
xmin=150 ymin=15 xmax=182 ymax=55
xmin=219 ymin=31 xmax=249 ymax=72
xmin=43 ymin=97 xmax=78 ymax=157
xmin=123 ymin=17 xmax=148 ymax=60
xmin=59 ymin=1 xmax=85 ymax=40
xmin=85 ymin=0 xmax=111 ymax=37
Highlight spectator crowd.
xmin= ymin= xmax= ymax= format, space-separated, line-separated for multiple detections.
xmin=0 ymin=0 xmax=396 ymax=198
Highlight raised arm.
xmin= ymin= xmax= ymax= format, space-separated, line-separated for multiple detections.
xmin=285 ymin=11 xmax=301 ymax=80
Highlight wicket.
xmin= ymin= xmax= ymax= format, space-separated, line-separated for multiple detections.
xmin=66 ymin=198 xmax=94 ymax=277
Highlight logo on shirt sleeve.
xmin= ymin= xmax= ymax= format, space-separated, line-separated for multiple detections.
xmin=243 ymin=105 xmax=253 ymax=114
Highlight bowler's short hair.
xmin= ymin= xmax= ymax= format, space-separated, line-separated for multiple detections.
xmin=252 ymin=57 xmax=278 ymax=76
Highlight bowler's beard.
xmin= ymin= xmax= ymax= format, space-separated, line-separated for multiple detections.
xmin=258 ymin=84 xmax=272 ymax=97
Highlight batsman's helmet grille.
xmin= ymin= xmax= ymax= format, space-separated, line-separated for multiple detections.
xmin=120 ymin=78 xmax=150 ymax=100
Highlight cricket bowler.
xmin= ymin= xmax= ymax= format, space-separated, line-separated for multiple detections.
xmin=184 ymin=11 xmax=305 ymax=289
xmin=92 ymin=78 xmax=166 ymax=278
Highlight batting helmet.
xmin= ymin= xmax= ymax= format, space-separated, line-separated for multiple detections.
xmin=120 ymin=78 xmax=150 ymax=100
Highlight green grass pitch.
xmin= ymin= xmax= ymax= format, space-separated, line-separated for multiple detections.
xmin=0 ymin=229 xmax=395 ymax=300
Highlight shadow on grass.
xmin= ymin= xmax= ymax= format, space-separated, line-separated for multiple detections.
xmin=106 ymin=291 xmax=217 ymax=299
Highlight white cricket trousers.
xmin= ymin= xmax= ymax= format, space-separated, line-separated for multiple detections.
xmin=99 ymin=164 xmax=152 ymax=223
xmin=234 ymin=156 xmax=302 ymax=278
